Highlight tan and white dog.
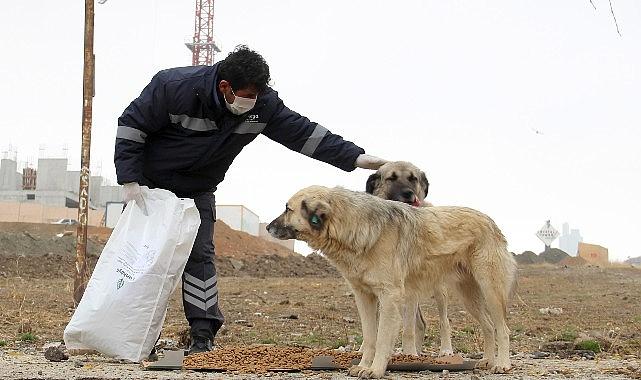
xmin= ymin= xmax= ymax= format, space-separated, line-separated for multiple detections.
xmin=365 ymin=161 xmax=452 ymax=356
xmin=267 ymin=186 xmax=516 ymax=378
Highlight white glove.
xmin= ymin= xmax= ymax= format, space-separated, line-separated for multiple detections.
xmin=355 ymin=154 xmax=388 ymax=170
xmin=122 ymin=182 xmax=147 ymax=214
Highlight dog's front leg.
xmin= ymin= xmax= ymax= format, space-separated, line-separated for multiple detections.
xmin=348 ymin=288 xmax=378 ymax=377
xmin=359 ymin=290 xmax=402 ymax=379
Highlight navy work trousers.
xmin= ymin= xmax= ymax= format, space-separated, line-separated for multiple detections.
xmin=178 ymin=192 xmax=224 ymax=340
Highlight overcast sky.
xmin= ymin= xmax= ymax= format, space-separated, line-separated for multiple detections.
xmin=1 ymin=1 xmax=639 ymax=260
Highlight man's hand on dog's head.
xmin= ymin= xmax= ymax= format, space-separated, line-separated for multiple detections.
xmin=355 ymin=154 xmax=388 ymax=170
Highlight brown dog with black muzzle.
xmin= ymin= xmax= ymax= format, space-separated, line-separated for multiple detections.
xmin=365 ymin=161 xmax=452 ymax=357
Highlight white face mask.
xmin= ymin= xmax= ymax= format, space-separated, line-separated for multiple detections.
xmin=224 ymin=88 xmax=257 ymax=115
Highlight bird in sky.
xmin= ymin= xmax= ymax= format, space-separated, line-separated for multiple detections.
xmin=531 ymin=127 xmax=544 ymax=135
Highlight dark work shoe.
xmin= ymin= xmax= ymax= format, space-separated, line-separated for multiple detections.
xmin=187 ymin=336 xmax=213 ymax=356
xmin=147 ymin=346 xmax=159 ymax=362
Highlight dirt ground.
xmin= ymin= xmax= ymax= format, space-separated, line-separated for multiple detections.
xmin=0 ymin=221 xmax=339 ymax=278
xmin=1 ymin=223 xmax=641 ymax=379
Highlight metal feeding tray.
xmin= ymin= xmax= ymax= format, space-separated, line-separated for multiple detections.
xmin=142 ymin=350 xmax=186 ymax=371
xmin=149 ymin=349 xmax=476 ymax=373
xmin=310 ymin=354 xmax=477 ymax=372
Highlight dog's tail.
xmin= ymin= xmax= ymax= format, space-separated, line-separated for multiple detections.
xmin=502 ymin=249 xmax=519 ymax=305
xmin=491 ymin=242 xmax=520 ymax=312
xmin=508 ymin=268 xmax=525 ymax=306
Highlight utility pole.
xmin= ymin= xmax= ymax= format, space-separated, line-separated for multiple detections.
xmin=75 ymin=0 xmax=95 ymax=306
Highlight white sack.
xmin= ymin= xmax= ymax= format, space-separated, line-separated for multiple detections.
xmin=64 ymin=187 xmax=201 ymax=362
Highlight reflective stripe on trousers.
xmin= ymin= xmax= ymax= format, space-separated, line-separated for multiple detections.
xmin=181 ymin=192 xmax=224 ymax=340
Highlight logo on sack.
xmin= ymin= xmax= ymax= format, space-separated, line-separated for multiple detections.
xmin=116 ymin=268 xmax=133 ymax=281
xmin=116 ymin=278 xmax=124 ymax=290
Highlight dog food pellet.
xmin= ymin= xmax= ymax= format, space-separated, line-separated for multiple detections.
xmin=182 ymin=345 xmax=437 ymax=373
xmin=183 ymin=346 xmax=315 ymax=373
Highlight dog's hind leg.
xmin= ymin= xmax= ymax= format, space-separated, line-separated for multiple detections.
xmin=348 ymin=287 xmax=378 ymax=377
xmin=476 ymin=275 xmax=512 ymax=373
xmin=413 ymin=303 xmax=426 ymax=355
xmin=455 ymin=277 xmax=496 ymax=369
xmin=401 ymin=297 xmax=420 ymax=355
xmin=434 ymin=285 xmax=453 ymax=356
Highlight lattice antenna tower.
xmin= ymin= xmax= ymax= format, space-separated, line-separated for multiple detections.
xmin=185 ymin=0 xmax=221 ymax=66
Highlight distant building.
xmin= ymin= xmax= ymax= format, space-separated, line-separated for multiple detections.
xmin=0 ymin=157 xmax=122 ymax=209
xmin=0 ymin=201 xmax=104 ymax=225
xmin=215 ymin=205 xmax=260 ymax=236
xmin=559 ymin=222 xmax=583 ymax=256
xmin=0 ymin=158 xmax=21 ymax=191
xmin=578 ymin=242 xmax=609 ymax=266
xmin=214 ymin=206 xmax=295 ymax=251
xmin=0 ymin=157 xmax=122 ymax=225
xmin=625 ymin=256 xmax=641 ymax=267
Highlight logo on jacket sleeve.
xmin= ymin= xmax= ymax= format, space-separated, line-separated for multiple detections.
xmin=245 ymin=114 xmax=260 ymax=123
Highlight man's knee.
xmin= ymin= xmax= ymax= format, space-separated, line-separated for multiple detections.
xmin=189 ymin=224 xmax=215 ymax=261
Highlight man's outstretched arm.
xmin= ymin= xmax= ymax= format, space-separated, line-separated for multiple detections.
xmin=262 ymin=93 xmax=387 ymax=171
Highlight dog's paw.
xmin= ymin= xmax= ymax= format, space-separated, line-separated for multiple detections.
xmin=475 ymin=358 xmax=494 ymax=370
xmin=491 ymin=364 xmax=512 ymax=373
xmin=401 ymin=346 xmax=419 ymax=356
xmin=348 ymin=365 xmax=367 ymax=377
xmin=491 ymin=359 xmax=512 ymax=373
xmin=357 ymin=366 xmax=386 ymax=379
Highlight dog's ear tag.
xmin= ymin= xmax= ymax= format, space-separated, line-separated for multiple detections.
xmin=309 ymin=214 xmax=321 ymax=226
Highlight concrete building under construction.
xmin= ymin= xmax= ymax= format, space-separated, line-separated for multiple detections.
xmin=0 ymin=156 xmax=122 ymax=225
xmin=0 ymin=157 xmax=121 ymax=209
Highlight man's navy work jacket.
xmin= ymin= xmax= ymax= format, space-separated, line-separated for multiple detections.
xmin=114 ymin=63 xmax=365 ymax=195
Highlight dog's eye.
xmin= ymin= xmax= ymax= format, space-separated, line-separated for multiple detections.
xmin=386 ymin=175 xmax=397 ymax=182
xmin=285 ymin=205 xmax=293 ymax=212
xmin=408 ymin=175 xmax=417 ymax=182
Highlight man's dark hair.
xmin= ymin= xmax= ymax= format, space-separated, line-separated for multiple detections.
xmin=218 ymin=45 xmax=270 ymax=92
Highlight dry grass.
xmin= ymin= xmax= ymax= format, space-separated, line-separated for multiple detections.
xmin=0 ymin=266 xmax=640 ymax=357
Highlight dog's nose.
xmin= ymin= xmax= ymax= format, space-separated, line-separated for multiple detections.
xmin=401 ymin=190 xmax=414 ymax=200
